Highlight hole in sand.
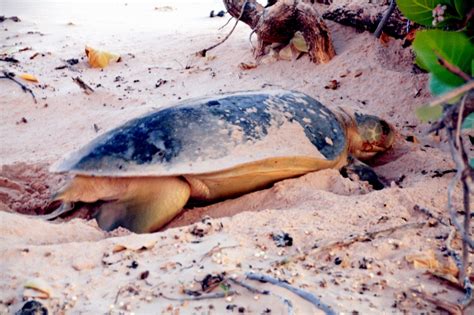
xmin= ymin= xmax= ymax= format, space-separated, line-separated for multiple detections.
xmin=1 ymin=163 xmax=388 ymax=233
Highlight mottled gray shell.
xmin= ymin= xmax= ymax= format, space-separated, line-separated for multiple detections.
xmin=52 ymin=90 xmax=347 ymax=176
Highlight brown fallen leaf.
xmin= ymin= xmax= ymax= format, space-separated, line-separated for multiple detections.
xmin=379 ymin=32 xmax=391 ymax=46
xmin=112 ymin=238 xmax=157 ymax=253
xmin=239 ymin=62 xmax=257 ymax=70
xmin=85 ymin=45 xmax=121 ymax=68
xmin=19 ymin=73 xmax=39 ymax=83
xmin=406 ymin=250 xmax=459 ymax=284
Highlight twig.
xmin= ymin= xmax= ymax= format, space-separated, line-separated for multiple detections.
xmin=412 ymin=205 xmax=449 ymax=226
xmin=424 ymin=40 xmax=474 ymax=310
xmin=159 ymin=290 xmax=236 ymax=301
xmin=246 ymin=272 xmax=336 ymax=315
xmin=72 ymin=76 xmax=94 ymax=95
xmin=0 ymin=57 xmax=19 ymax=63
xmin=427 ymin=80 xmax=474 ymax=108
xmin=113 ymin=286 xmax=125 ymax=304
xmin=218 ymin=16 xmax=234 ymax=30
xmin=446 ymin=228 xmax=463 ymax=275
xmin=446 ymin=226 xmax=474 ymax=307
xmin=309 ymin=222 xmax=426 ymax=256
xmin=374 ymin=0 xmax=396 ymax=38
xmin=197 ymin=0 xmax=248 ymax=57
xmin=436 ymin=53 xmax=472 ymax=82
xmin=228 ymin=278 xmax=294 ymax=315
xmin=410 ymin=288 xmax=463 ymax=315
xmin=199 ymin=243 xmax=239 ymax=262
xmin=436 ymin=92 xmax=473 ymax=306
xmin=0 ymin=71 xmax=37 ymax=103
xmin=446 ymin=129 xmax=474 ymax=249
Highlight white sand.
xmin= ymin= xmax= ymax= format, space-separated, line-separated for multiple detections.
xmin=1 ymin=1 xmax=471 ymax=314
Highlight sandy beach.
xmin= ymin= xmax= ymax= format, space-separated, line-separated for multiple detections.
xmin=1 ymin=0 xmax=472 ymax=314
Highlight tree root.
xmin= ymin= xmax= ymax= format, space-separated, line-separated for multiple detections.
xmin=223 ymin=0 xmax=335 ymax=64
xmin=322 ymin=1 xmax=414 ymax=39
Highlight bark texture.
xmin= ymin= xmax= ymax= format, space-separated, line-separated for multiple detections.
xmin=322 ymin=2 xmax=414 ymax=39
xmin=223 ymin=0 xmax=336 ymax=64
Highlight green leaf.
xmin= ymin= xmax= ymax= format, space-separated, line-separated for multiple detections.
xmin=416 ymin=104 xmax=443 ymax=122
xmin=413 ymin=30 xmax=474 ymax=95
xmin=397 ymin=0 xmax=451 ymax=26
xmin=462 ymin=113 xmax=474 ymax=129
xmin=429 ymin=75 xmax=462 ymax=96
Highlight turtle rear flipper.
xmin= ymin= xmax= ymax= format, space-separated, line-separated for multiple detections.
xmin=56 ymin=176 xmax=191 ymax=233
xmin=341 ymin=157 xmax=388 ymax=190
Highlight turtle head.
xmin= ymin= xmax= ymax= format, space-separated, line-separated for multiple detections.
xmin=347 ymin=113 xmax=395 ymax=160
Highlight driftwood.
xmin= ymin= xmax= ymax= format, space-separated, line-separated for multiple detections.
xmin=223 ymin=0 xmax=335 ymax=63
xmin=322 ymin=2 xmax=415 ymax=39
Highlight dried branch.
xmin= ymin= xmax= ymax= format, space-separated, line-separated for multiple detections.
xmin=72 ymin=77 xmax=94 ymax=95
xmin=159 ymin=290 xmax=236 ymax=301
xmin=443 ymin=96 xmax=474 ymax=307
xmin=228 ymin=277 xmax=294 ymax=315
xmin=197 ymin=0 xmax=248 ymax=57
xmin=427 ymin=80 xmax=474 ymax=108
xmin=0 ymin=57 xmax=19 ymax=63
xmin=200 ymin=243 xmax=239 ymax=262
xmin=412 ymin=205 xmax=449 ymax=226
xmin=246 ymin=272 xmax=336 ymax=315
xmin=308 ymin=222 xmax=425 ymax=256
xmin=426 ymin=55 xmax=473 ymax=306
xmin=374 ymin=0 xmax=396 ymax=38
xmin=0 ymin=70 xmax=37 ymax=103
xmin=218 ymin=16 xmax=234 ymax=30
xmin=436 ymin=53 xmax=472 ymax=82
xmin=411 ymin=288 xmax=463 ymax=315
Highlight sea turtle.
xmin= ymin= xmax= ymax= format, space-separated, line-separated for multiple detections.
xmin=49 ymin=90 xmax=394 ymax=233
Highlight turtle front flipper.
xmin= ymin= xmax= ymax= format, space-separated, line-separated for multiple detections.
xmin=341 ymin=157 xmax=388 ymax=190
xmin=56 ymin=176 xmax=191 ymax=233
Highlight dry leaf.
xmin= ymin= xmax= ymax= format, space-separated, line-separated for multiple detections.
xmin=85 ymin=45 xmax=121 ymax=68
xmin=160 ymin=261 xmax=178 ymax=271
xmin=379 ymin=32 xmax=391 ymax=46
xmin=24 ymin=278 xmax=53 ymax=299
xmin=404 ymin=29 xmax=417 ymax=45
xmin=406 ymin=250 xmax=459 ymax=283
xmin=278 ymin=44 xmax=294 ymax=61
xmin=112 ymin=238 xmax=157 ymax=253
xmin=239 ymin=62 xmax=257 ymax=70
xmin=291 ymin=31 xmax=308 ymax=53
xmin=19 ymin=73 xmax=39 ymax=83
